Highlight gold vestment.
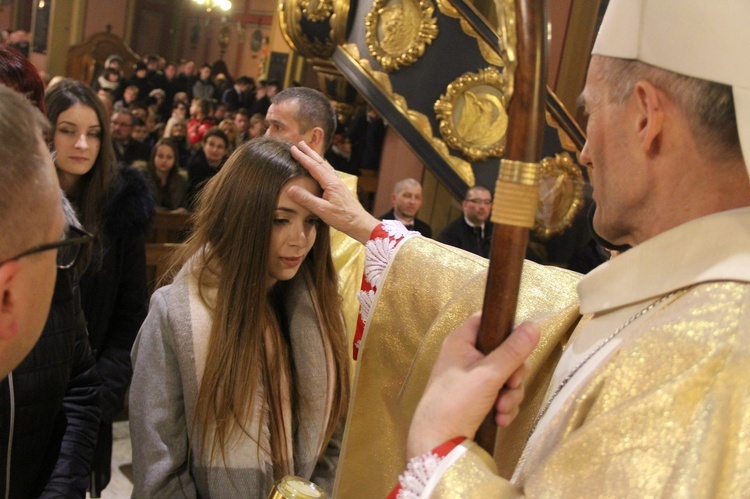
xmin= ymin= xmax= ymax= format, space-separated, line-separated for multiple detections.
xmin=333 ymin=236 xmax=582 ymax=498
xmin=430 ymin=208 xmax=750 ymax=497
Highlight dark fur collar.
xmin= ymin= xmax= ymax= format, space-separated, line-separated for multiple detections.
xmin=101 ymin=164 xmax=155 ymax=240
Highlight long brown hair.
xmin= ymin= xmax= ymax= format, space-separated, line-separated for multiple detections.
xmin=45 ymin=79 xmax=116 ymax=239
xmin=180 ymin=137 xmax=349 ymax=475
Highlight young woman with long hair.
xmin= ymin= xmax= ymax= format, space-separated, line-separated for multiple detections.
xmin=45 ymin=79 xmax=154 ymax=496
xmin=145 ymin=138 xmax=187 ymax=211
xmin=130 ymin=137 xmax=350 ymax=497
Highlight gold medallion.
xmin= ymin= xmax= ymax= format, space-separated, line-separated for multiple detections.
xmin=534 ymin=152 xmax=585 ymax=239
xmin=434 ymin=67 xmax=509 ymax=161
xmin=365 ymin=0 xmax=439 ymax=72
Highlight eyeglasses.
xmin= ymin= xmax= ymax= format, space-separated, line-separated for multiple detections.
xmin=466 ymin=198 xmax=492 ymax=205
xmin=0 ymin=225 xmax=93 ymax=270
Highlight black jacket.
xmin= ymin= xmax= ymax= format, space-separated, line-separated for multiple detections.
xmin=0 ymin=267 xmax=101 ymax=498
xmin=437 ymin=216 xmax=493 ymax=258
xmin=185 ymin=150 xmax=224 ymax=210
xmin=379 ymin=209 xmax=433 ymax=238
xmin=113 ymin=138 xmax=151 ymax=167
xmin=80 ymin=165 xmax=154 ymax=493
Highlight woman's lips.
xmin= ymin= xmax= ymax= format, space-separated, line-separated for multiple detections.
xmin=280 ymin=256 xmax=303 ymax=267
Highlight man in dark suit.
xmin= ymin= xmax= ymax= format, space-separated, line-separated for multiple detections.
xmin=110 ymin=109 xmax=151 ymax=165
xmin=438 ymin=185 xmax=493 ymax=257
xmin=222 ymin=76 xmax=253 ymax=112
xmin=379 ymin=178 xmax=432 ymax=237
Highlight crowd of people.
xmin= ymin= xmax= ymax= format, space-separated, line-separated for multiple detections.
xmin=1 ymin=0 xmax=750 ymax=497
xmin=0 ymin=42 xmax=366 ymax=497
xmin=79 ymin=53 xmax=387 ymax=216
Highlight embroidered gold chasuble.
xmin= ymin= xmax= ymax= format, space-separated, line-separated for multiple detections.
xmin=333 ymin=236 xmax=582 ymax=498
xmin=428 ymin=207 xmax=750 ymax=497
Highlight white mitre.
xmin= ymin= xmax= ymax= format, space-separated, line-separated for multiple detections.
xmin=592 ymin=0 xmax=750 ymax=173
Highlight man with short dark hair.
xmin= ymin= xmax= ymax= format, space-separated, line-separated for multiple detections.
xmin=222 ymin=75 xmax=253 ymax=112
xmin=234 ymin=108 xmax=250 ymax=143
xmin=145 ymin=54 xmax=167 ymax=91
xmin=265 ymin=86 xmax=336 ymax=155
xmin=111 ymin=109 xmax=151 ymax=165
xmin=252 ymin=79 xmax=280 ymax=116
xmin=192 ymin=63 xmax=216 ymax=100
xmin=438 ymin=185 xmax=492 ymax=257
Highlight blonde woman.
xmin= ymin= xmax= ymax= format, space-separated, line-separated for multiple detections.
xmin=130 ymin=137 xmax=350 ymax=497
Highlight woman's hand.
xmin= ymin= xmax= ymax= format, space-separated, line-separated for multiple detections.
xmin=290 ymin=141 xmax=380 ymax=244
xmin=406 ymin=314 xmax=539 ymax=459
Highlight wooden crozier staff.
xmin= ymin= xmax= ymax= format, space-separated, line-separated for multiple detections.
xmin=474 ymin=0 xmax=548 ymax=454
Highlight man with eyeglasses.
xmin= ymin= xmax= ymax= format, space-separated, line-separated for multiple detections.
xmin=0 ymin=86 xmax=100 ymax=497
xmin=110 ymin=109 xmax=150 ymax=166
xmin=0 ymin=86 xmax=66 ymax=378
xmin=438 ymin=185 xmax=493 ymax=258
xmin=0 ymin=85 xmax=99 ymax=497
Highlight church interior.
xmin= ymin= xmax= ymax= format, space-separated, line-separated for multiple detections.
xmin=0 ymin=0 xmax=612 ymax=496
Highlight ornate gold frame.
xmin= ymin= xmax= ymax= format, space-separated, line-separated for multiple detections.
xmin=534 ymin=152 xmax=585 ymax=239
xmin=339 ymin=43 xmax=475 ymax=186
xmin=436 ymin=0 xmax=516 ymax=71
xmin=434 ymin=67 xmax=510 ymax=161
xmin=364 ymin=0 xmax=439 ymax=72
xmin=279 ymin=0 xmax=349 ymax=59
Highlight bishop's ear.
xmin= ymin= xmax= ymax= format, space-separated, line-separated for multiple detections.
xmin=633 ymin=80 xmax=665 ymax=155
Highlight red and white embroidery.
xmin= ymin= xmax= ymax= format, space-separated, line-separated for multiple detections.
xmin=395 ymin=452 xmax=444 ymax=499
xmin=353 ymin=221 xmax=419 ymax=359
xmin=387 ymin=437 xmax=467 ymax=499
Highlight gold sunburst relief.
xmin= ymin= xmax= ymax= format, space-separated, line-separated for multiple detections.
xmin=365 ymin=0 xmax=439 ymax=72
xmin=434 ymin=67 xmax=510 ymax=161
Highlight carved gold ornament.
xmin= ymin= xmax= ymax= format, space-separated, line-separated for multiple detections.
xmin=339 ymin=44 xmax=475 ymax=185
xmin=279 ymin=0 xmax=348 ymax=59
xmin=434 ymin=67 xmax=510 ymax=161
xmin=436 ymin=0 xmax=516 ymax=71
xmin=535 ymin=152 xmax=585 ymax=239
xmin=300 ymin=0 xmax=333 ymax=22
xmin=365 ymin=0 xmax=438 ymax=72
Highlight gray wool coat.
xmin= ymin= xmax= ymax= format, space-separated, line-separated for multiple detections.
xmin=129 ymin=264 xmax=343 ymax=498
